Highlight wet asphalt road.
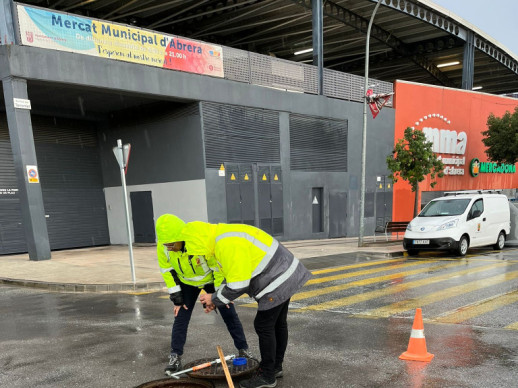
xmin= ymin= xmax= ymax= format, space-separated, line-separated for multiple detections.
xmin=1 ymin=248 xmax=518 ymax=387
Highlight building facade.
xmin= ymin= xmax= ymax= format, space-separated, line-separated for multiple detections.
xmin=0 ymin=3 xmax=395 ymax=258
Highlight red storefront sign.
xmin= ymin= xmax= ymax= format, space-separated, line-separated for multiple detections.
xmin=392 ymin=81 xmax=518 ymax=221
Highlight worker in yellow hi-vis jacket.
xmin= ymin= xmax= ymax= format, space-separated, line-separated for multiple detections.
xmin=179 ymin=220 xmax=312 ymax=388
xmin=155 ymin=214 xmax=252 ymax=376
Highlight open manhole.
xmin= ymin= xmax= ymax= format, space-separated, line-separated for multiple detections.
xmin=135 ymin=378 xmax=214 ymax=388
xmin=184 ymin=357 xmax=259 ymax=380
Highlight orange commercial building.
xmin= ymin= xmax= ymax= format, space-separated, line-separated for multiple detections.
xmin=392 ymin=81 xmax=518 ymax=222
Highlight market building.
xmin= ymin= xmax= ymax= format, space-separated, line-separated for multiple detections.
xmin=0 ymin=2 xmax=395 ymax=259
xmin=1 ymin=1 xmax=518 ymax=260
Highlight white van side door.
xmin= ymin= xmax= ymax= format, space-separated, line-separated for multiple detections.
xmin=466 ymin=199 xmax=485 ymax=246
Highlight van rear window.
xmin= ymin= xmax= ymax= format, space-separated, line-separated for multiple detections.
xmin=419 ymin=199 xmax=471 ymax=217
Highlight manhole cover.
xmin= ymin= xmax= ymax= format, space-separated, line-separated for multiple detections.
xmin=135 ymin=377 xmax=214 ymax=388
xmin=184 ymin=357 xmax=259 ymax=380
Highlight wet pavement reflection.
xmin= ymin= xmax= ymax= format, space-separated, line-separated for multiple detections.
xmin=1 ymin=248 xmax=518 ymax=387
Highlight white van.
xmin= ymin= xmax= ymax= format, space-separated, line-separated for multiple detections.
xmin=403 ymin=192 xmax=510 ymax=256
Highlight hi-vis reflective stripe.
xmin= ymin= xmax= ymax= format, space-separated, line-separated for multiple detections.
xmin=216 ymin=286 xmax=231 ymax=304
xmin=168 ymin=285 xmax=181 ymax=293
xmin=160 ymin=267 xmax=174 ymax=273
xmin=252 ymin=239 xmax=278 ymax=277
xmin=183 ymin=272 xmax=212 ymax=282
xmin=410 ymin=329 xmax=425 ymax=339
xmin=198 ymin=256 xmax=210 ymax=272
xmin=215 ymin=232 xmax=279 ymax=278
xmin=227 ymin=279 xmax=250 ymax=289
xmin=255 ymin=257 xmax=300 ymax=299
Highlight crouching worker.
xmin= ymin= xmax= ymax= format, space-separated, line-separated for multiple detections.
xmin=179 ymin=221 xmax=312 ymax=388
xmin=155 ymin=214 xmax=252 ymax=376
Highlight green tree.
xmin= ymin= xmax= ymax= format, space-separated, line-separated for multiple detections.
xmin=482 ymin=106 xmax=518 ymax=164
xmin=386 ymin=127 xmax=444 ymax=217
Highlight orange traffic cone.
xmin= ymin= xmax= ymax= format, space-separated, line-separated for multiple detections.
xmin=399 ymin=308 xmax=434 ymax=362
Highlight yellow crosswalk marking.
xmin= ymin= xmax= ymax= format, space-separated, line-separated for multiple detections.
xmin=435 ymin=289 xmax=518 ymax=324
xmin=311 ymin=258 xmax=404 ymax=275
xmin=297 ymin=262 xmax=508 ymax=311
xmin=306 ymin=260 xmax=431 ymax=285
xmin=127 ymin=291 xmax=155 ymax=295
xmin=505 ymin=321 xmax=518 ymax=330
xmin=290 ymin=260 xmax=468 ymax=303
xmin=236 ymin=261 xmax=468 ymax=307
xmin=364 ymin=271 xmax=518 ymax=318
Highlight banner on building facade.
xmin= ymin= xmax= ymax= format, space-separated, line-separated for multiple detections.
xmin=16 ymin=5 xmax=224 ymax=78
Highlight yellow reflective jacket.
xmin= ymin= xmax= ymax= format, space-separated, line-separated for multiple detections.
xmin=157 ymin=245 xmax=222 ymax=293
xmin=155 ymin=213 xmax=222 ymax=293
xmin=179 ymin=221 xmax=311 ymax=310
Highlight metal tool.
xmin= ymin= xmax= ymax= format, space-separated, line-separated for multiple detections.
xmin=167 ymin=354 xmax=235 ymax=379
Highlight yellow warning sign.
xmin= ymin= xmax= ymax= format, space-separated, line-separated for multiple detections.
xmin=274 ymin=174 xmax=279 ymax=181
xmin=219 ymin=164 xmax=225 ymax=170
xmin=219 ymin=164 xmax=225 ymax=177
xmin=231 ymin=173 xmax=236 ymax=181
xmin=262 ymin=174 xmax=267 ymax=181
xmin=387 ymin=184 xmax=391 ymax=188
xmin=379 ymin=183 xmax=382 ymax=189
xmin=244 ymin=173 xmax=249 ymax=181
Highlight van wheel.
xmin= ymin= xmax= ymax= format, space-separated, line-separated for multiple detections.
xmin=407 ymin=249 xmax=419 ymax=256
xmin=456 ymin=236 xmax=469 ymax=256
xmin=494 ymin=232 xmax=505 ymax=250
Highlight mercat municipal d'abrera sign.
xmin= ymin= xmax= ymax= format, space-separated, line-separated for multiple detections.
xmin=16 ymin=4 xmax=224 ymax=78
xmin=470 ymin=158 xmax=517 ymax=177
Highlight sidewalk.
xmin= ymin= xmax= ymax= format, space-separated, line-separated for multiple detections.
xmin=0 ymin=237 xmax=405 ymax=292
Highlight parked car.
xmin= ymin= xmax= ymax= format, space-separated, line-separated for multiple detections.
xmin=403 ymin=192 xmax=510 ymax=256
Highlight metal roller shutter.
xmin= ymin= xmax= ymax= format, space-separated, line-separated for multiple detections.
xmin=0 ymin=138 xmax=25 ymax=254
xmin=202 ymin=102 xmax=280 ymax=168
xmin=290 ymin=114 xmax=348 ymax=172
xmin=0 ymin=115 xmax=109 ymax=254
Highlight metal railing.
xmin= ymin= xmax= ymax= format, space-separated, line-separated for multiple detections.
xmin=223 ymin=46 xmax=393 ymax=106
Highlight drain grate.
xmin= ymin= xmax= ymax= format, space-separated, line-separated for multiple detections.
xmin=135 ymin=377 xmax=214 ymax=388
xmin=184 ymin=357 xmax=259 ymax=380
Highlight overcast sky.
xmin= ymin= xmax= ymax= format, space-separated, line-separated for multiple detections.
xmin=430 ymin=0 xmax=518 ymax=57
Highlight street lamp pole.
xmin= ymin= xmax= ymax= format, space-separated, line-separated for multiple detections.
xmin=359 ymin=0 xmax=383 ymax=247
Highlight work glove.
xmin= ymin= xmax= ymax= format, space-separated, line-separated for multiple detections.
xmin=169 ymin=291 xmax=184 ymax=306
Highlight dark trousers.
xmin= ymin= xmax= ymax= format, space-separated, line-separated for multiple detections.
xmin=171 ymin=282 xmax=248 ymax=355
xmin=254 ymin=298 xmax=290 ymax=379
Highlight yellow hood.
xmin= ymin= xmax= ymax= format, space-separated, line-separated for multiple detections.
xmin=178 ymin=221 xmax=216 ymax=256
xmin=155 ymin=214 xmax=185 ymax=244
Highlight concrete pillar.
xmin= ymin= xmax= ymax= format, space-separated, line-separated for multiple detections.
xmin=0 ymin=0 xmax=17 ymax=45
xmin=2 ymin=76 xmax=51 ymax=260
xmin=312 ymin=0 xmax=324 ymax=95
xmin=279 ymin=112 xmax=292 ymax=238
xmin=462 ymin=31 xmax=475 ymax=90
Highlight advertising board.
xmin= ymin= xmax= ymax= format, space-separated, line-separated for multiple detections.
xmin=16 ymin=5 xmax=224 ymax=78
xmin=393 ymin=80 xmax=518 ymax=221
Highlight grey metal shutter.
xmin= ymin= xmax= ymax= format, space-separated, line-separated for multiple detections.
xmin=0 ymin=139 xmax=25 ymax=254
xmin=202 ymin=102 xmax=280 ymax=168
xmin=0 ymin=115 xmax=109 ymax=253
xmin=33 ymin=116 xmax=109 ymax=250
xmin=290 ymin=114 xmax=348 ymax=171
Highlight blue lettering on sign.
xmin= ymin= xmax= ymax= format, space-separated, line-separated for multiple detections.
xmin=51 ymin=14 xmax=92 ymax=32
xmin=169 ymin=39 xmax=202 ymax=54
